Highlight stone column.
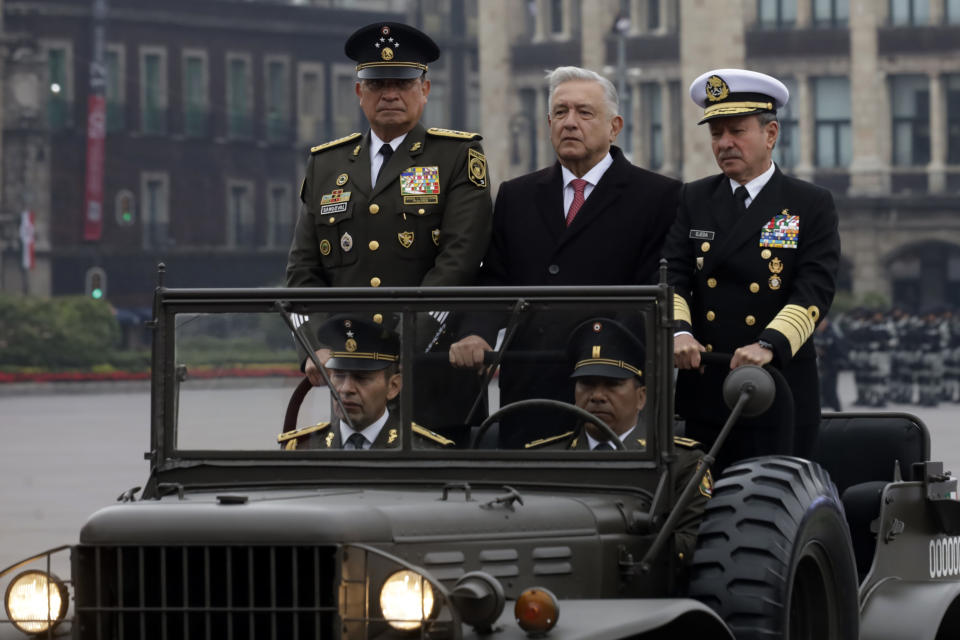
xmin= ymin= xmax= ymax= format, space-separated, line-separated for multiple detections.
xmin=478 ymin=0 xmax=513 ymax=189
xmin=794 ymin=73 xmax=815 ymax=182
xmin=928 ymin=72 xmax=947 ymax=193
xmin=659 ymin=78 xmax=677 ymax=175
xmin=796 ymin=0 xmax=812 ymax=27
xmin=848 ymin=0 xmax=889 ymax=194
xmin=581 ymin=0 xmax=618 ymax=72
xmin=534 ymin=0 xmax=549 ymax=41
xmin=679 ymin=0 xmax=747 ymax=181
xmin=930 ymin=0 xmax=945 ymax=25
xmin=634 ymin=82 xmax=647 ymax=166
xmin=537 ymin=87 xmax=551 ymax=169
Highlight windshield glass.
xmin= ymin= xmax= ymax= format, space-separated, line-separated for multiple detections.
xmin=169 ymin=291 xmax=662 ymax=457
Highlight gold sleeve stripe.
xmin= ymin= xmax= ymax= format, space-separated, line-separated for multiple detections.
xmin=765 ymin=304 xmax=816 ymax=356
xmin=674 ymin=293 xmax=692 ymax=325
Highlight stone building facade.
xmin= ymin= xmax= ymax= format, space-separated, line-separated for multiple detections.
xmin=479 ymin=0 xmax=960 ymax=310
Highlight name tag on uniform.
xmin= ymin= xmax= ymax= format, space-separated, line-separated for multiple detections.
xmin=689 ymin=229 xmax=715 ymax=240
xmin=320 ymin=190 xmax=351 ymax=215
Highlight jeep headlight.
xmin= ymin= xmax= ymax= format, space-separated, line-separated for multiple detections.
xmin=379 ymin=569 xmax=435 ymax=630
xmin=4 ymin=570 xmax=68 ymax=634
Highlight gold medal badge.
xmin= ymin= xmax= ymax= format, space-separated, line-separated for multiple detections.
xmin=398 ymin=231 xmax=414 ymax=248
xmin=319 ymin=239 xmax=331 ymax=256
xmin=336 ymin=173 xmax=348 ymax=186
xmin=341 ymin=232 xmax=354 ymax=252
xmin=768 ymin=256 xmax=784 ymax=290
xmin=431 ymin=228 xmax=440 ymax=246
xmin=468 ymin=149 xmax=487 ymax=188
xmin=705 ymin=75 xmax=730 ymax=103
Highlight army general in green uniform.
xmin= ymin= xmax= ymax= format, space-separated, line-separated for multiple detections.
xmin=285 ymin=22 xmax=492 ymax=433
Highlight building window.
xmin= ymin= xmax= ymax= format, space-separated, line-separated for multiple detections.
xmin=183 ymin=51 xmax=209 ymax=138
xmin=227 ymin=54 xmax=253 ymax=139
xmin=814 ymin=77 xmax=851 ymax=168
xmin=757 ymin=0 xmax=797 ymax=28
xmin=641 ymin=83 xmax=663 ymax=169
xmin=140 ymin=48 xmax=168 ymax=135
xmin=947 ymin=75 xmax=960 ymax=164
xmin=45 ymin=43 xmax=73 ymax=131
xmin=141 ymin=172 xmax=169 ymax=249
xmin=550 ymin=0 xmax=564 ymax=34
xmin=297 ymin=63 xmax=325 ymax=143
xmin=333 ymin=66 xmax=360 ymax=138
xmin=949 ymin=0 xmax=960 ymax=23
xmin=889 ymin=0 xmax=929 ymax=25
xmin=265 ymin=57 xmax=291 ymax=143
xmin=890 ymin=75 xmax=930 ymax=166
xmin=267 ymin=183 xmax=293 ymax=248
xmin=647 ymin=0 xmax=661 ymax=29
xmin=813 ymin=0 xmax=848 ymax=27
xmin=773 ymin=77 xmax=799 ymax=169
xmin=105 ymin=46 xmax=125 ymax=132
xmin=227 ymin=180 xmax=255 ymax=248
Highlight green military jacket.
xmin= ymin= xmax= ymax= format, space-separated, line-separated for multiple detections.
xmin=278 ymin=412 xmax=454 ymax=450
xmin=525 ymin=424 xmax=712 ymax=561
xmin=286 ymin=123 xmax=492 ymax=288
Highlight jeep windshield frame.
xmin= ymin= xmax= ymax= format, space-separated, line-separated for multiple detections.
xmin=143 ymin=283 xmax=677 ymax=501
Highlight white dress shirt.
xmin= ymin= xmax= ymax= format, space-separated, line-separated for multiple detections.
xmin=560 ymin=152 xmax=614 ymax=220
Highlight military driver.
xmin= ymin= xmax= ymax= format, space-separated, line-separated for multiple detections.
xmin=525 ymin=317 xmax=712 ymax=560
xmin=279 ymin=315 xmax=453 ymax=450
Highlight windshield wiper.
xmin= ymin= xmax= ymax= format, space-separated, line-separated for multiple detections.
xmin=274 ymin=300 xmax=356 ymax=432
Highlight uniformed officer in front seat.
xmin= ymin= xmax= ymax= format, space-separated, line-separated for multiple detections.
xmin=525 ymin=317 xmax=712 ymax=560
xmin=279 ymin=315 xmax=453 ymax=450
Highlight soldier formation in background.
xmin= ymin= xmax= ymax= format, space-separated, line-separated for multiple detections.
xmin=828 ymin=307 xmax=960 ymax=408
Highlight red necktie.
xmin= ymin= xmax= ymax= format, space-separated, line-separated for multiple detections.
xmin=566 ymin=178 xmax=587 ymax=226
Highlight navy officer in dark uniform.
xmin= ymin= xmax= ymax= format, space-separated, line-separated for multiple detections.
xmin=525 ymin=318 xmax=712 ymax=560
xmin=665 ymin=69 xmax=840 ymax=471
xmin=285 ymin=21 xmax=492 ymax=433
xmin=279 ymin=315 xmax=454 ymax=450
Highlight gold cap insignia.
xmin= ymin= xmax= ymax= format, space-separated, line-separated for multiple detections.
xmin=381 ymin=46 xmax=394 ymax=61
xmin=592 ymin=345 xmax=601 ymax=358
xmin=336 ymin=173 xmax=348 ymax=186
xmin=320 ymin=239 xmax=331 ymax=256
xmin=398 ymin=231 xmax=414 ymax=248
xmin=345 ymin=338 xmax=358 ymax=352
xmin=468 ymin=149 xmax=487 ymax=188
xmin=705 ymin=75 xmax=730 ymax=103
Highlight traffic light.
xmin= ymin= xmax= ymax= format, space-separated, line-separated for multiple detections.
xmin=116 ymin=191 xmax=136 ymax=226
xmin=85 ymin=267 xmax=107 ymax=300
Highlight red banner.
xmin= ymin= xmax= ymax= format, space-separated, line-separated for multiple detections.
xmin=82 ymin=94 xmax=107 ymax=241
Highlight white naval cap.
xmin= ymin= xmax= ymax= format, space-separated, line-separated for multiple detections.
xmin=689 ymin=68 xmax=789 ymax=124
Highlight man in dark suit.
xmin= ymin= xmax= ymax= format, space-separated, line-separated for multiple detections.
xmin=285 ymin=21 xmax=491 ymax=434
xmin=525 ymin=318 xmax=711 ymax=560
xmin=665 ymin=69 xmax=840 ymax=472
xmin=279 ymin=315 xmax=454 ymax=450
xmin=448 ymin=66 xmax=680 ymax=447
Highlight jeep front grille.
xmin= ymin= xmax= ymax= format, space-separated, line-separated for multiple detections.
xmin=73 ymin=545 xmax=338 ymax=639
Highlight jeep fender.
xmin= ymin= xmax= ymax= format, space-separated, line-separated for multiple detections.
xmin=860 ymin=579 xmax=960 ymax=640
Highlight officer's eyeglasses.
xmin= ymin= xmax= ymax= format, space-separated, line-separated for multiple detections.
xmin=362 ymin=78 xmax=420 ymax=92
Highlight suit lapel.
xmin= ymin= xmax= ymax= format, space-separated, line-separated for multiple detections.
xmin=370 ymin=123 xmax=426 ymax=200
xmin=705 ymin=169 xmax=784 ymax=277
xmin=535 ymin=163 xmax=566 ymax=243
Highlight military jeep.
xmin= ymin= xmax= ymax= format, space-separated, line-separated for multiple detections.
xmin=3 ymin=277 xmax=960 ymax=639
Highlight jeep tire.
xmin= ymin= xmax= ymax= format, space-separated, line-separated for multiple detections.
xmin=687 ymin=456 xmax=859 ymax=640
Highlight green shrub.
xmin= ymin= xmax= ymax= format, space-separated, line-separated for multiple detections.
xmin=0 ymin=295 xmax=120 ymax=367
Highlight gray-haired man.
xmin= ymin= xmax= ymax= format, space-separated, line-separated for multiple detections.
xmin=449 ymin=66 xmax=680 ymax=447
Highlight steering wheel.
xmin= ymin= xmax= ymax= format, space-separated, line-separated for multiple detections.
xmin=283 ymin=377 xmax=315 ymax=433
xmin=471 ymin=398 xmax=625 ymax=450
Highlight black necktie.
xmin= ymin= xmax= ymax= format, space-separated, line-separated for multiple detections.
xmin=593 ymin=441 xmax=614 ymax=451
xmin=734 ymin=185 xmax=749 ymax=213
xmin=376 ymin=143 xmax=393 ymax=185
xmin=345 ymin=432 xmax=368 ymax=450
